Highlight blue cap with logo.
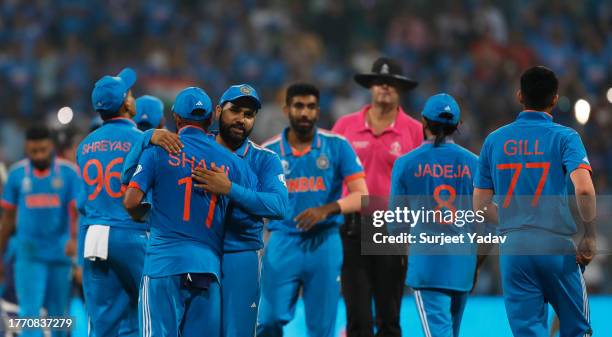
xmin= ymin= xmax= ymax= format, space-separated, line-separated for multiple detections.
xmin=218 ymin=84 xmax=261 ymax=109
xmin=422 ymin=93 xmax=461 ymax=125
xmin=91 ymin=67 xmax=137 ymax=115
xmin=172 ymin=87 xmax=213 ymax=121
xmin=134 ymin=95 xmax=164 ymax=128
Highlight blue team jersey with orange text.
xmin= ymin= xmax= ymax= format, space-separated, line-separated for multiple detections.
xmin=129 ymin=126 xmax=255 ymax=279
xmin=474 ymin=111 xmax=591 ymax=235
xmin=76 ymin=117 xmax=145 ymax=230
xmin=390 ymin=141 xmax=479 ymax=291
xmin=263 ymin=128 xmax=364 ymax=234
xmin=1 ymin=158 xmax=80 ymax=262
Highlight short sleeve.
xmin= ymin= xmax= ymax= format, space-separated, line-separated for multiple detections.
xmin=1 ymin=169 xmax=19 ymax=209
xmin=562 ymin=130 xmax=591 ymax=174
xmin=337 ymin=139 xmax=365 ymax=184
xmin=474 ymin=138 xmax=493 ymax=189
xmin=128 ymin=147 xmax=158 ymax=193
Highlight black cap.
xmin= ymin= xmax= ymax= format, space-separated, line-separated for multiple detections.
xmin=354 ymin=57 xmax=418 ymax=91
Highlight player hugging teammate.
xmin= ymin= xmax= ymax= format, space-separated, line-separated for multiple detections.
xmin=8 ymin=61 xmax=593 ymax=337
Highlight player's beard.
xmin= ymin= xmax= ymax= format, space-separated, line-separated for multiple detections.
xmin=289 ymin=116 xmax=315 ymax=137
xmin=30 ymin=158 xmax=51 ymax=171
xmin=219 ymin=117 xmax=252 ymax=146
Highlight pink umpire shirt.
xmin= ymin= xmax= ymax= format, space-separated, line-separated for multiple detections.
xmin=332 ymin=104 xmax=423 ymax=197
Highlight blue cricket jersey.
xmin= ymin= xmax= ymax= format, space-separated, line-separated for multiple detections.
xmin=263 ymin=128 xmax=364 ymax=234
xmin=77 ymin=118 xmax=147 ymax=230
xmin=128 ymin=126 xmax=255 ymax=279
xmin=390 ymin=141 xmax=479 ymax=291
xmin=120 ymin=131 xmax=289 ymax=252
xmin=223 ymin=138 xmax=288 ymax=252
xmin=474 ymin=111 xmax=591 ymax=236
xmin=1 ymin=158 xmax=80 ymax=262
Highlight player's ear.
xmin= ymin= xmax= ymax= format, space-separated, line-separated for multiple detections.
xmin=282 ymin=104 xmax=289 ymax=118
xmin=550 ymin=94 xmax=559 ymax=108
xmin=215 ymin=105 xmax=222 ymax=120
xmin=516 ymin=90 xmax=523 ymax=104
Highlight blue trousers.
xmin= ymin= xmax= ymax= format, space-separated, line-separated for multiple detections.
xmin=15 ymin=258 xmax=72 ymax=337
xmin=501 ymin=254 xmax=591 ymax=337
xmin=139 ymin=274 xmax=221 ymax=337
xmin=257 ymin=230 xmax=342 ymax=337
xmin=222 ymin=250 xmax=261 ymax=337
xmin=413 ymin=289 xmax=468 ymax=337
xmin=82 ymin=227 xmax=147 ymax=337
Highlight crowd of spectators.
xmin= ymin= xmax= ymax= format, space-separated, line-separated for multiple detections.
xmin=0 ymin=0 xmax=610 ymax=292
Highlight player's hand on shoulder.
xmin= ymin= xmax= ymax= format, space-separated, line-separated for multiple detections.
xmin=151 ymin=129 xmax=183 ymax=154
xmin=192 ymin=163 xmax=231 ymax=195
xmin=577 ymin=230 xmax=597 ymax=266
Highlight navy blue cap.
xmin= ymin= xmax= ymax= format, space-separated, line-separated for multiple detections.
xmin=218 ymin=84 xmax=261 ymax=109
xmin=172 ymin=87 xmax=212 ymax=121
xmin=134 ymin=95 xmax=164 ymax=128
xmin=422 ymin=93 xmax=461 ymax=125
xmin=91 ymin=67 xmax=137 ymax=115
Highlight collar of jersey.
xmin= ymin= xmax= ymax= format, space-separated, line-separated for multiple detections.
xmin=357 ymin=104 xmax=404 ymax=135
xmin=280 ymin=127 xmax=321 ymax=157
xmin=178 ymin=125 xmax=208 ymax=136
xmin=517 ymin=110 xmax=553 ymax=122
xmin=103 ymin=117 xmax=137 ymax=127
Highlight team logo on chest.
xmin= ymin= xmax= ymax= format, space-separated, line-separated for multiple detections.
xmin=22 ymin=177 xmax=32 ymax=192
xmin=281 ymin=160 xmax=291 ymax=175
xmin=316 ymin=154 xmax=330 ymax=170
xmin=52 ymin=177 xmax=63 ymax=190
xmin=390 ymin=141 xmax=402 ymax=156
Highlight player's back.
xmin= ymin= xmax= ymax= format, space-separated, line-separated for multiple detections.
xmin=478 ymin=111 xmax=591 ymax=236
xmin=392 ymin=141 xmax=479 ymax=291
xmin=134 ymin=125 xmax=253 ymax=279
xmin=77 ymin=117 xmax=144 ymax=229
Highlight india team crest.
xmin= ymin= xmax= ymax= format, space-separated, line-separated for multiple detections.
xmin=240 ymin=85 xmax=251 ymax=95
xmin=281 ymin=160 xmax=291 ymax=175
xmin=52 ymin=177 xmax=63 ymax=189
xmin=316 ymin=154 xmax=330 ymax=170
xmin=22 ymin=177 xmax=31 ymax=192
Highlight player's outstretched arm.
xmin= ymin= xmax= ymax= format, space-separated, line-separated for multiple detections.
xmin=121 ymin=129 xmax=182 ymax=185
xmin=570 ymin=168 xmax=597 ymax=266
xmin=192 ymin=159 xmax=289 ymax=220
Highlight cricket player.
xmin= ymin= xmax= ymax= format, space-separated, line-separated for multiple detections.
xmin=77 ymin=67 xmax=145 ymax=337
xmin=258 ymin=83 xmax=368 ymax=337
xmin=123 ymin=86 xmax=255 ymax=337
xmin=390 ymin=94 xmax=479 ymax=337
xmin=191 ymin=84 xmax=288 ymax=337
xmin=0 ymin=126 xmax=80 ymax=337
xmin=133 ymin=95 xmax=165 ymax=131
xmin=474 ymin=66 xmax=596 ymax=337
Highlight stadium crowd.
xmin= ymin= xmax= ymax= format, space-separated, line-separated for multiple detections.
xmin=0 ymin=0 xmax=610 ymax=298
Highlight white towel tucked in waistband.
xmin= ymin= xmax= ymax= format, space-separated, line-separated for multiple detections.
xmin=83 ymin=225 xmax=110 ymax=261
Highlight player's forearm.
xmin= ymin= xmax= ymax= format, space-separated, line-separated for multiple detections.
xmin=227 ymin=183 xmax=288 ymax=219
xmin=473 ymin=188 xmax=498 ymax=225
xmin=570 ymin=169 xmax=597 ymax=233
xmin=120 ymin=131 xmax=152 ymax=185
xmin=338 ymin=178 xmax=368 ymax=214
xmin=0 ymin=210 xmax=16 ymax=258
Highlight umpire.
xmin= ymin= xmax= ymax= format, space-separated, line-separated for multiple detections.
xmin=332 ymin=57 xmax=422 ymax=336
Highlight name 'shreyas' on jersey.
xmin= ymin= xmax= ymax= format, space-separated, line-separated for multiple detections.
xmin=76 ymin=117 xmax=145 ymax=230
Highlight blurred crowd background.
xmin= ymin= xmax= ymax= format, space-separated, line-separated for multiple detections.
xmin=0 ymin=0 xmax=610 ymax=294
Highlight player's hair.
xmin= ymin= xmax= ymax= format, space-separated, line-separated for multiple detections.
xmin=285 ymin=83 xmax=319 ymax=106
xmin=424 ymin=117 xmax=458 ymax=147
xmin=520 ymin=66 xmax=558 ymax=110
xmin=137 ymin=121 xmax=154 ymax=131
xmin=25 ymin=125 xmax=52 ymax=141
